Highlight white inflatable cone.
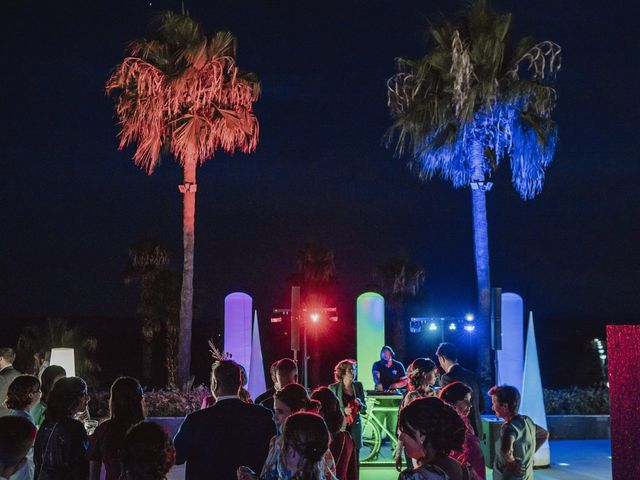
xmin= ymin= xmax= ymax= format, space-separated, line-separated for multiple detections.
xmin=520 ymin=311 xmax=551 ymax=467
xmin=247 ymin=310 xmax=267 ymax=399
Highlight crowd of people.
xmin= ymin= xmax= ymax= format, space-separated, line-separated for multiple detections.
xmin=0 ymin=342 xmax=548 ymax=480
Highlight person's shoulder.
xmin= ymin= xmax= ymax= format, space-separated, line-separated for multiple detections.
xmin=93 ymin=418 xmax=112 ymax=434
xmin=241 ymin=400 xmax=275 ymax=418
xmin=399 ymin=465 xmax=448 ymax=480
xmin=254 ymin=389 xmax=273 ymax=404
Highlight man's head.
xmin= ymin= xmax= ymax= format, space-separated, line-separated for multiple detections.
xmin=0 ymin=348 xmax=15 ymax=369
xmin=211 ymin=360 xmax=242 ymax=399
xmin=489 ymin=385 xmax=521 ymax=418
xmin=0 ymin=416 xmax=36 ymax=478
xmin=380 ymin=346 xmax=394 ymax=362
xmin=275 ymin=358 xmax=298 ymax=389
xmin=435 ymin=342 xmax=457 ymax=370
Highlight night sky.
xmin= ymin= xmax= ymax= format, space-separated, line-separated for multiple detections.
xmin=2 ymin=0 xmax=638 ymax=384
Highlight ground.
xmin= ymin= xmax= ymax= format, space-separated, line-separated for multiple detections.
xmin=165 ymin=440 xmax=612 ymax=480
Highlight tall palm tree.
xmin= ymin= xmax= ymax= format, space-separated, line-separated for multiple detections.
xmin=376 ymin=253 xmax=425 ymax=361
xmin=386 ymin=0 xmax=561 ymax=374
xmin=107 ymin=12 xmax=260 ymax=387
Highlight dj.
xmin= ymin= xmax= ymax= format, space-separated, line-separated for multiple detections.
xmin=372 ymin=345 xmax=407 ymax=391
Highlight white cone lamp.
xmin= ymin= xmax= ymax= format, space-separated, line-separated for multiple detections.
xmin=50 ymin=348 xmax=76 ymax=377
xmin=520 ymin=312 xmax=550 ymax=466
xmin=247 ymin=310 xmax=266 ymax=399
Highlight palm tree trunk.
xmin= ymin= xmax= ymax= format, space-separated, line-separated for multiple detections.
xmin=141 ymin=318 xmax=154 ymax=385
xmin=470 ymin=140 xmax=491 ymax=382
xmin=177 ymin=161 xmax=197 ymax=389
xmin=391 ymin=301 xmax=407 ymax=362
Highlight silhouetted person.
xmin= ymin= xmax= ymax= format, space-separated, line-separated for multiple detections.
xmin=0 ymin=348 xmax=21 ymax=418
xmin=0 ymin=416 xmax=36 ymax=479
xmin=174 ymin=360 xmax=276 ymax=480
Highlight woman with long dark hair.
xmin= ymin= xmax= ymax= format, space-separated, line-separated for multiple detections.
xmin=34 ymin=376 xmax=91 ymax=480
xmin=395 ymin=358 xmax=438 ymax=469
xmin=89 ymin=377 xmax=145 ymax=480
xmin=311 ymin=387 xmax=357 ymax=480
xmin=238 ymin=384 xmax=336 ymax=480
xmin=31 ymin=365 xmax=66 ymax=428
xmin=279 ymin=412 xmax=332 ymax=480
xmin=119 ymin=422 xmax=176 ymax=480
xmin=439 ymin=382 xmax=486 ymax=479
xmin=398 ymin=397 xmax=470 ymax=480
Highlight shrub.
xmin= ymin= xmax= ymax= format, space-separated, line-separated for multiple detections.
xmin=543 ymin=387 xmax=609 ymax=414
xmin=88 ymin=384 xmax=211 ymax=419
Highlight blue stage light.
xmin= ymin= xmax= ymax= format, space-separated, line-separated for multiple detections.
xmin=464 ymin=324 xmax=475 ymax=332
xmin=448 ymin=323 xmax=457 ymax=331
xmin=428 ymin=322 xmax=438 ymax=331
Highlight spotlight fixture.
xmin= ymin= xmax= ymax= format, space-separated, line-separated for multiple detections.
xmin=448 ymin=323 xmax=457 ymax=331
xmin=464 ymin=313 xmax=475 ymax=322
xmin=463 ymin=324 xmax=475 ymax=332
xmin=428 ymin=322 xmax=438 ymax=331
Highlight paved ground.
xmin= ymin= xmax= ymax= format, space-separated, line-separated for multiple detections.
xmin=166 ymin=440 xmax=612 ymax=480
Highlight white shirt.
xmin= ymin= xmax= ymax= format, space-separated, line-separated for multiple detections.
xmin=214 ymin=395 xmax=239 ymax=402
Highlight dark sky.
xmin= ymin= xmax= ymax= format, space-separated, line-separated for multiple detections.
xmin=2 ymin=0 xmax=639 ymax=366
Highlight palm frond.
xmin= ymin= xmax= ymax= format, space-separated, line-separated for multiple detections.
xmin=107 ymin=11 xmax=259 ymax=173
xmin=386 ymin=0 xmax=560 ymax=198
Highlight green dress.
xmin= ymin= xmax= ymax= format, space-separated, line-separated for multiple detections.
xmin=31 ymin=401 xmax=46 ymax=428
xmin=493 ymin=415 xmax=536 ymax=480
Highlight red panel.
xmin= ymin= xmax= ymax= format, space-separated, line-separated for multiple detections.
xmin=607 ymin=325 xmax=640 ymax=480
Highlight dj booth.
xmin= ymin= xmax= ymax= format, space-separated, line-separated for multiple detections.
xmin=360 ymin=391 xmax=404 ymax=465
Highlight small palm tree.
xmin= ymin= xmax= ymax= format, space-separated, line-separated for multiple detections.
xmin=386 ymin=0 xmax=561 ymax=373
xmin=123 ymin=238 xmax=173 ymax=386
xmin=107 ymin=12 xmax=260 ymax=387
xmin=376 ymin=253 xmax=425 ymax=361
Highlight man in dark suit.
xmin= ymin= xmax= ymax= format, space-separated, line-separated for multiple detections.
xmin=436 ymin=342 xmax=484 ymax=440
xmin=254 ymin=358 xmax=297 ymax=411
xmin=0 ymin=348 xmax=21 ymax=417
xmin=174 ymin=360 xmax=276 ymax=480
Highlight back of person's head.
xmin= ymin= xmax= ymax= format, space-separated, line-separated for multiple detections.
xmin=211 ymin=360 xmax=242 ymax=395
xmin=399 ymin=397 xmax=465 ymax=456
xmin=0 ymin=348 xmax=15 ymax=364
xmin=40 ymin=365 xmax=66 ymax=404
xmin=275 ymin=383 xmax=319 ymax=413
xmin=281 ymin=412 xmax=329 ymax=480
xmin=0 ymin=416 xmax=36 ymax=476
xmin=120 ymin=422 xmax=175 ymax=480
xmin=110 ymin=377 xmax=144 ymax=425
xmin=439 ymin=381 xmax=472 ymax=404
xmin=435 ymin=342 xmax=457 ymax=362
xmin=275 ymin=358 xmax=298 ymax=385
xmin=333 ymin=359 xmax=357 ymax=383
xmin=407 ymin=358 xmax=437 ymax=390
xmin=5 ymin=375 xmax=40 ymax=410
xmin=489 ymin=385 xmax=521 ymax=414
xmin=310 ymin=387 xmax=344 ymax=437
xmin=45 ymin=376 xmax=87 ymax=422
